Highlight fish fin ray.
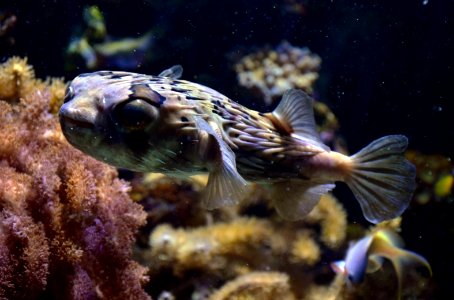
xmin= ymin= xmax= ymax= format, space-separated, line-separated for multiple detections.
xmin=158 ymin=65 xmax=183 ymax=79
xmin=271 ymin=180 xmax=335 ymax=220
xmin=370 ymin=230 xmax=432 ymax=299
xmin=367 ymin=255 xmax=384 ymax=273
xmin=272 ymin=89 xmax=329 ymax=151
xmin=194 ymin=117 xmax=248 ymax=209
xmin=345 ymin=135 xmax=416 ymax=224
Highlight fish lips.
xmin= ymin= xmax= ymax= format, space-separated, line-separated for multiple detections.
xmin=58 ymin=106 xmax=101 ymax=149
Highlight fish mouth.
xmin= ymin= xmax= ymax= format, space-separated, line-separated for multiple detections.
xmin=59 ymin=113 xmax=102 ymax=151
xmin=59 ymin=114 xmax=94 ymax=129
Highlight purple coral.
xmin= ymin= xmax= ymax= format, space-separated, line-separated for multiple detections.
xmin=0 ymin=60 xmax=149 ymax=299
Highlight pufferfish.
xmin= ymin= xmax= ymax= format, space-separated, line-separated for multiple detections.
xmin=59 ymin=65 xmax=416 ymax=223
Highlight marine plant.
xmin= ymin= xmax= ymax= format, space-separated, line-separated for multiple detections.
xmin=208 ymin=271 xmax=295 ymax=300
xmin=0 ymin=57 xmax=149 ymax=299
xmin=132 ymin=173 xmax=349 ymax=299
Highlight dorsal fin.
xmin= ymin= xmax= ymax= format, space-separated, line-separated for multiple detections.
xmin=158 ymin=65 xmax=183 ymax=79
xmin=270 ymin=89 xmax=328 ymax=150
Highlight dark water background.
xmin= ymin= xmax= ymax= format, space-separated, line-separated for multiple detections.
xmin=1 ymin=0 xmax=453 ymax=299
xmin=3 ymin=0 xmax=453 ymax=155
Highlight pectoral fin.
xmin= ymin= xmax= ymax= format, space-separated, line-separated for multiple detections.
xmin=270 ymin=180 xmax=335 ymax=221
xmin=194 ymin=117 xmax=248 ymax=209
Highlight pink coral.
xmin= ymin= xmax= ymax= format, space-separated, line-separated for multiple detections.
xmin=0 ymin=58 xmax=149 ymax=299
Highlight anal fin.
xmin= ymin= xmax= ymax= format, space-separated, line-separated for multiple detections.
xmin=194 ymin=117 xmax=248 ymax=209
xmin=270 ymin=180 xmax=335 ymax=221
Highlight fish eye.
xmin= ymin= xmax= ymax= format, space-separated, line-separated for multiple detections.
xmin=63 ymin=85 xmax=74 ymax=103
xmin=111 ymin=99 xmax=158 ymax=131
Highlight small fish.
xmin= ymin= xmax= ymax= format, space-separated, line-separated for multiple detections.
xmin=331 ymin=229 xmax=432 ymax=299
xmin=66 ymin=32 xmax=153 ymax=70
xmin=59 ymin=65 xmax=416 ymax=223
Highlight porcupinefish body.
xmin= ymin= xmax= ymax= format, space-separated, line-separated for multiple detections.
xmin=59 ymin=65 xmax=416 ymax=223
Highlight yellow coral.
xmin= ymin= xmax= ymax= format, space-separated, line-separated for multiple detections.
xmin=434 ymin=174 xmax=453 ymax=197
xmin=305 ymin=193 xmax=347 ymax=248
xmin=46 ymin=77 xmax=67 ymax=114
xmin=371 ymin=217 xmax=402 ymax=233
xmin=0 ymin=56 xmax=36 ymax=100
xmin=234 ymin=41 xmax=321 ymax=105
xmin=302 ymin=274 xmax=344 ymax=300
xmin=148 ymin=217 xmax=286 ymax=276
xmin=290 ymin=230 xmax=320 ymax=265
xmin=208 ymin=272 xmax=295 ymax=300
xmin=0 ymin=57 xmax=66 ymax=113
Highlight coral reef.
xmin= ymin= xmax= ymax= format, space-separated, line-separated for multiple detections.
xmin=0 ymin=57 xmax=149 ymax=299
xmin=0 ymin=57 xmax=433 ymax=300
xmin=146 ymin=217 xmax=287 ymax=277
xmin=208 ymin=272 xmax=295 ymax=300
xmin=0 ymin=57 xmax=66 ymax=113
xmin=234 ymin=41 xmax=342 ymax=149
xmin=406 ymin=150 xmax=453 ymax=204
xmin=234 ymin=41 xmax=321 ymax=105
xmin=132 ymin=172 xmax=348 ymax=299
xmin=132 ymin=168 xmax=431 ymax=299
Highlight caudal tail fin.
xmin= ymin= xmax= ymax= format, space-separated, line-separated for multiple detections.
xmin=345 ymin=135 xmax=416 ymax=224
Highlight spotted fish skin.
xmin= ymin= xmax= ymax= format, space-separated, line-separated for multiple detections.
xmin=60 ymin=69 xmax=326 ymax=180
xmin=59 ymin=66 xmax=416 ymax=223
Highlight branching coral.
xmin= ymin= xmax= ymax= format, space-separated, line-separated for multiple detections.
xmin=0 ymin=164 xmax=49 ymax=299
xmin=0 ymin=57 xmax=149 ymax=299
xmin=133 ymin=171 xmax=349 ymax=299
xmin=304 ymin=193 xmax=347 ymax=248
xmin=147 ymin=217 xmax=287 ymax=277
xmin=0 ymin=56 xmax=36 ymax=100
xmin=233 ymin=42 xmax=342 ymax=148
xmin=141 ymin=188 xmax=347 ymax=277
xmin=208 ymin=272 xmax=295 ymax=300
xmin=132 ymin=169 xmax=428 ymax=299
xmin=0 ymin=56 xmax=66 ymax=113
xmin=234 ymin=41 xmax=321 ymax=105
xmin=289 ymin=231 xmax=321 ymax=266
